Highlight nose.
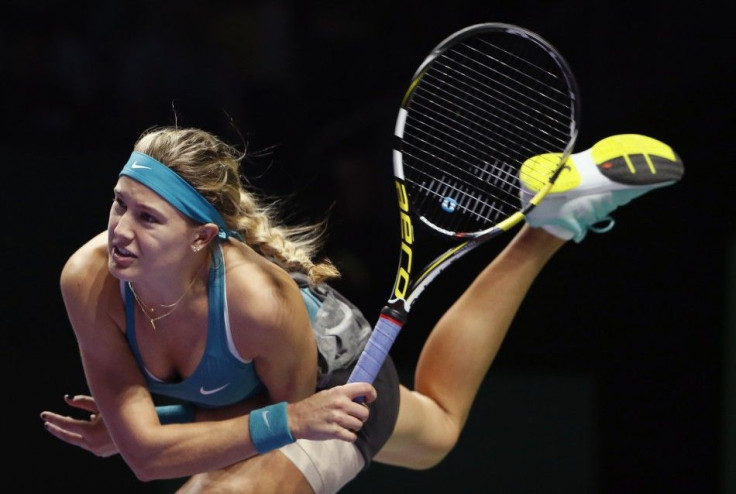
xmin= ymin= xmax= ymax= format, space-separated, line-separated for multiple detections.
xmin=111 ymin=210 xmax=135 ymax=240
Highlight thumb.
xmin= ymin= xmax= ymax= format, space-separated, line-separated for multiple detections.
xmin=344 ymin=382 xmax=377 ymax=404
xmin=64 ymin=394 xmax=100 ymax=413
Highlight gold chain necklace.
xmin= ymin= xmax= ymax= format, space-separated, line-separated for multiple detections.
xmin=128 ymin=275 xmax=198 ymax=330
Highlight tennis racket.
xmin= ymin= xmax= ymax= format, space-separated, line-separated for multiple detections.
xmin=347 ymin=23 xmax=580 ymax=385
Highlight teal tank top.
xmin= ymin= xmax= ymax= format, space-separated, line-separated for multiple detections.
xmin=124 ymin=244 xmax=264 ymax=408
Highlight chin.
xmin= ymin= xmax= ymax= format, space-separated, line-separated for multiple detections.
xmin=107 ymin=256 xmax=132 ymax=282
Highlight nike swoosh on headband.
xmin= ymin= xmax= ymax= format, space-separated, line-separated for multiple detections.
xmin=120 ymin=151 xmax=244 ymax=241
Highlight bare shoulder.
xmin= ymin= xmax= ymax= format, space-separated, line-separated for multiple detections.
xmin=222 ymin=242 xmax=310 ymax=350
xmin=60 ymin=231 xmax=123 ymax=338
xmin=61 ymin=231 xmax=109 ymax=284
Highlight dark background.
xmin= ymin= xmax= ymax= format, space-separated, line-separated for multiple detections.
xmin=4 ymin=1 xmax=734 ymax=492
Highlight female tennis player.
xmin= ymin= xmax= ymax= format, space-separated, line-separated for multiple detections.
xmin=40 ymin=126 xmax=682 ymax=493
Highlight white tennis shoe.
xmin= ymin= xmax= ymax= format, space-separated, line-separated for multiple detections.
xmin=520 ymin=134 xmax=684 ymax=242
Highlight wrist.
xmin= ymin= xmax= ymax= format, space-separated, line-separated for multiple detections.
xmin=156 ymin=404 xmax=196 ymax=424
xmin=249 ymin=401 xmax=295 ymax=453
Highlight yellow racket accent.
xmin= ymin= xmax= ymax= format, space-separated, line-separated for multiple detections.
xmin=519 ymin=153 xmax=578 ymax=196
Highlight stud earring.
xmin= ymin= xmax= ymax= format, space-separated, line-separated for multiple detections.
xmin=192 ymin=245 xmax=202 ymax=253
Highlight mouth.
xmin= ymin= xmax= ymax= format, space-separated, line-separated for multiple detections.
xmin=112 ymin=245 xmax=137 ymax=259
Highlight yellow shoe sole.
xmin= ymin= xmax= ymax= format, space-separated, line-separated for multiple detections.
xmin=520 ymin=134 xmax=684 ymax=195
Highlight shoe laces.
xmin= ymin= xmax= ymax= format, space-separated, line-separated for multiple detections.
xmin=589 ymin=216 xmax=615 ymax=234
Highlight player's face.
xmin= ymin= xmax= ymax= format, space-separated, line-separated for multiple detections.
xmin=107 ymin=176 xmax=198 ymax=281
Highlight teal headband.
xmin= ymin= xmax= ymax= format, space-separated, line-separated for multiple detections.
xmin=120 ymin=151 xmax=243 ymax=241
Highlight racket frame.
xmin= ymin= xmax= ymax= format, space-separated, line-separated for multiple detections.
xmin=348 ymin=22 xmax=580 ymax=385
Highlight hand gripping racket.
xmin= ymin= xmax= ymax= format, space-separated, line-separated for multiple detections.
xmin=347 ymin=23 xmax=581 ymax=385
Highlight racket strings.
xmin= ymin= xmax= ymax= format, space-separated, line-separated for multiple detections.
xmin=407 ymin=83 xmax=564 ymax=195
xmin=411 ymin=77 xmax=566 ymax=171
xmin=430 ymin=51 xmax=572 ymax=147
xmin=409 ymin=51 xmax=569 ymax=172
xmin=401 ymin=31 xmax=576 ymax=234
xmin=469 ymin=38 xmax=575 ymax=123
xmin=403 ymin=155 xmax=518 ymax=224
xmin=400 ymin=125 xmax=522 ymax=223
xmin=426 ymin=41 xmax=572 ymax=170
xmin=405 ymin=87 xmax=563 ymax=194
xmin=402 ymin=99 xmax=521 ymax=198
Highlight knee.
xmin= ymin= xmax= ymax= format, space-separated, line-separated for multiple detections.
xmin=177 ymin=473 xmax=257 ymax=494
xmin=417 ymin=433 xmax=461 ymax=470
xmin=398 ymin=426 xmax=462 ymax=470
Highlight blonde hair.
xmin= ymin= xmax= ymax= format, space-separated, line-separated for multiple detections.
xmin=133 ymin=126 xmax=340 ymax=284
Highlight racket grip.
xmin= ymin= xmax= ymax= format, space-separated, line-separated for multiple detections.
xmin=347 ymin=313 xmax=402 ymax=385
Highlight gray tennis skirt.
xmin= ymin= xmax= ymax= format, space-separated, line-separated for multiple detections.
xmin=294 ymin=272 xmax=400 ymax=465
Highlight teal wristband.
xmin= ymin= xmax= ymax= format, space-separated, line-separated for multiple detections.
xmin=249 ymin=402 xmax=295 ymax=453
xmin=156 ymin=404 xmax=195 ymax=425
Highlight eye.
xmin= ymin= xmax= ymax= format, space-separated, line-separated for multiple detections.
xmin=140 ymin=212 xmax=159 ymax=224
xmin=112 ymin=197 xmax=126 ymax=211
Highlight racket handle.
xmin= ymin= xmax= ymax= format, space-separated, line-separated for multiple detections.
xmin=347 ymin=311 xmax=403 ymax=385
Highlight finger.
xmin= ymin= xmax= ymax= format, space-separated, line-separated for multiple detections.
xmin=348 ymin=402 xmax=371 ymax=422
xmin=329 ymin=422 xmax=359 ymax=443
xmin=361 ymin=387 xmax=377 ymax=404
xmin=326 ymin=404 xmax=369 ymax=437
xmin=342 ymin=382 xmax=377 ymax=403
xmin=64 ymin=394 xmax=99 ymax=413
xmin=339 ymin=414 xmax=367 ymax=433
xmin=41 ymin=411 xmax=94 ymax=434
xmin=43 ymin=420 xmax=90 ymax=451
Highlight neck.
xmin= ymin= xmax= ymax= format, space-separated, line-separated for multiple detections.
xmin=130 ymin=252 xmax=209 ymax=307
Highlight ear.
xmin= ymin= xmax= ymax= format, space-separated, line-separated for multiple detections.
xmin=191 ymin=223 xmax=220 ymax=253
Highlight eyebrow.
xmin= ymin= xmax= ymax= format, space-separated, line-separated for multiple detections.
xmin=113 ymin=187 xmax=167 ymax=218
